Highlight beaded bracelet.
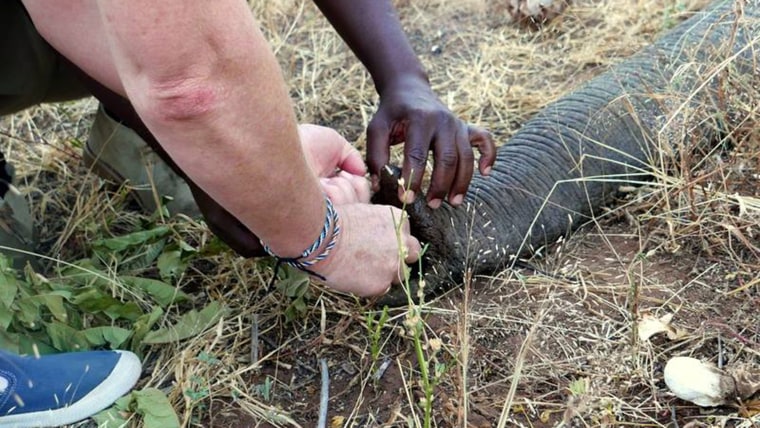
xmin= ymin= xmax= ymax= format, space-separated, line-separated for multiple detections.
xmin=261 ymin=195 xmax=341 ymax=281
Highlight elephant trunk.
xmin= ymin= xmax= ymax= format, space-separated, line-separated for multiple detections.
xmin=376 ymin=0 xmax=760 ymax=301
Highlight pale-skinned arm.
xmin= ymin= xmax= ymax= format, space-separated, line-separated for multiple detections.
xmin=21 ymin=0 xmax=420 ymax=296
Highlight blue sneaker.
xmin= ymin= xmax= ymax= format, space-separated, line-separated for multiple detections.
xmin=0 ymin=349 xmax=141 ymax=427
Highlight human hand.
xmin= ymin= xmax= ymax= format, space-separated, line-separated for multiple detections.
xmin=366 ymin=76 xmax=496 ymax=208
xmin=190 ymin=124 xmax=372 ymax=259
xmin=298 ymin=124 xmax=370 ymax=205
xmin=311 ymin=203 xmax=421 ymax=297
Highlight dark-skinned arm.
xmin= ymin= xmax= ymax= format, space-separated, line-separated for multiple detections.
xmin=313 ymin=0 xmax=496 ymax=208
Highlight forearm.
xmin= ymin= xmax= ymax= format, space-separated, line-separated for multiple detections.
xmin=97 ymin=0 xmax=324 ymax=257
xmin=312 ymin=0 xmax=429 ymax=94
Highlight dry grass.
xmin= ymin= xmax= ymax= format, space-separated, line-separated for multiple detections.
xmin=1 ymin=0 xmax=759 ymax=427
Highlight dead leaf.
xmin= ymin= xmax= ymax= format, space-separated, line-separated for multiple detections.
xmin=330 ymin=416 xmax=345 ymax=428
xmin=739 ymin=399 xmax=760 ymax=418
xmin=727 ymin=363 xmax=760 ymax=400
xmin=637 ymin=312 xmax=687 ymax=342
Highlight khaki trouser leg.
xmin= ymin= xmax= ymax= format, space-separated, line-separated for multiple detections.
xmin=83 ymin=106 xmax=201 ymax=217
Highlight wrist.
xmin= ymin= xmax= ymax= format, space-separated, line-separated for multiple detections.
xmin=374 ymin=68 xmax=430 ymax=97
xmin=261 ymin=195 xmax=341 ymax=276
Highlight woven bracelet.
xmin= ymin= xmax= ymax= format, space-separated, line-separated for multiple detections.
xmin=261 ymin=195 xmax=341 ymax=280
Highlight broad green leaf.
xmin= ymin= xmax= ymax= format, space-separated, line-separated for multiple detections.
xmin=0 ymin=310 xmax=12 ymax=331
xmin=14 ymin=297 xmax=41 ymax=325
xmin=72 ymin=288 xmax=112 ymax=311
xmin=46 ymin=322 xmax=90 ymax=351
xmin=134 ymin=388 xmax=180 ymax=428
xmin=72 ymin=288 xmax=143 ymax=322
xmin=93 ymin=226 xmax=171 ymax=252
xmin=0 ymin=330 xmax=19 ymax=354
xmin=157 ymin=249 xmax=186 ymax=281
xmin=91 ymin=406 xmax=129 ymax=428
xmin=83 ymin=326 xmax=132 ymax=348
xmin=142 ymin=301 xmax=224 ymax=344
xmin=131 ymin=306 xmax=164 ymax=350
xmin=138 ymin=240 xmax=167 ymax=268
xmin=30 ymin=293 xmax=69 ymax=323
xmin=57 ymin=261 xmax=114 ymax=289
xmin=92 ymin=393 xmax=139 ymax=427
xmin=104 ymin=302 xmax=143 ymax=322
xmin=18 ymin=335 xmax=56 ymax=356
xmin=275 ymin=267 xmax=310 ymax=298
xmin=121 ymin=276 xmax=189 ymax=307
xmin=0 ymin=270 xmax=19 ymax=308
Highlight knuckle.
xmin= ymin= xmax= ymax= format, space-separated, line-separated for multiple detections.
xmin=406 ymin=147 xmax=428 ymax=166
xmin=436 ymin=150 xmax=458 ymax=168
xmin=408 ymin=108 xmax=427 ymax=120
xmin=474 ymin=130 xmax=495 ymax=148
xmin=460 ymin=147 xmax=475 ymax=164
xmin=437 ymin=110 xmax=457 ymax=126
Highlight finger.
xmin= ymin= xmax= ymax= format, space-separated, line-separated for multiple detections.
xmin=400 ymin=122 xmax=434 ymax=204
xmin=381 ymin=284 xmax=393 ymax=296
xmin=338 ymin=170 xmax=371 ymax=203
xmin=425 ymin=120 xmax=461 ymax=208
xmin=359 ymin=281 xmax=394 ymax=298
xmin=398 ymin=212 xmax=420 ymax=264
xmin=469 ymin=125 xmax=496 ymax=176
xmin=394 ymin=235 xmax=421 ymax=285
xmin=338 ymin=143 xmax=367 ymax=177
xmin=320 ymin=178 xmax=354 ymax=205
xmin=404 ymin=235 xmax=422 ymax=264
xmin=367 ymin=118 xmax=392 ymax=191
xmin=324 ymin=173 xmax=368 ymax=205
xmin=320 ymin=178 xmax=355 ymax=205
xmin=447 ymin=122 xmax=475 ymax=206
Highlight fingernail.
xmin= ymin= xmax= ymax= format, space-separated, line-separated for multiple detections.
xmin=483 ymin=166 xmax=492 ymax=176
xmin=371 ymin=175 xmax=379 ymax=190
xmin=450 ymin=194 xmax=464 ymax=205
xmin=427 ymin=198 xmax=442 ymax=209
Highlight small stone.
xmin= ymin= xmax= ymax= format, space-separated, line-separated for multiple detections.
xmin=664 ymin=357 xmax=735 ymax=407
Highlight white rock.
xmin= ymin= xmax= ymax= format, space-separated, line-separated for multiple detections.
xmin=664 ymin=357 xmax=736 ymax=407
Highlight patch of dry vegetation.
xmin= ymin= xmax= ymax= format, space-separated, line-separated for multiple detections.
xmin=1 ymin=0 xmax=758 ymax=427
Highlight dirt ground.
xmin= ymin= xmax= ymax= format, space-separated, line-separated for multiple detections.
xmin=1 ymin=0 xmax=759 ymax=427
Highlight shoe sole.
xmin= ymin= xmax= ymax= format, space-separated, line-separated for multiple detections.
xmin=0 ymin=351 xmax=142 ymax=428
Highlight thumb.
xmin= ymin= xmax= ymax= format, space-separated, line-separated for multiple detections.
xmin=338 ymin=143 xmax=367 ymax=176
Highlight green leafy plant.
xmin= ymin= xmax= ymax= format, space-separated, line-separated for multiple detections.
xmin=365 ymin=306 xmax=390 ymax=367
xmin=0 ymin=218 xmax=224 ymax=426
xmin=93 ymin=387 xmax=181 ymax=428
xmin=273 ymin=265 xmax=312 ymax=322
xmin=255 ymin=376 xmax=274 ymax=402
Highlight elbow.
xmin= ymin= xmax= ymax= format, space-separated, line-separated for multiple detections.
xmin=139 ymin=77 xmax=223 ymax=124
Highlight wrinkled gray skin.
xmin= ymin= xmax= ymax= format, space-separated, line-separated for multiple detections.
xmin=374 ymin=0 xmax=759 ymax=305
